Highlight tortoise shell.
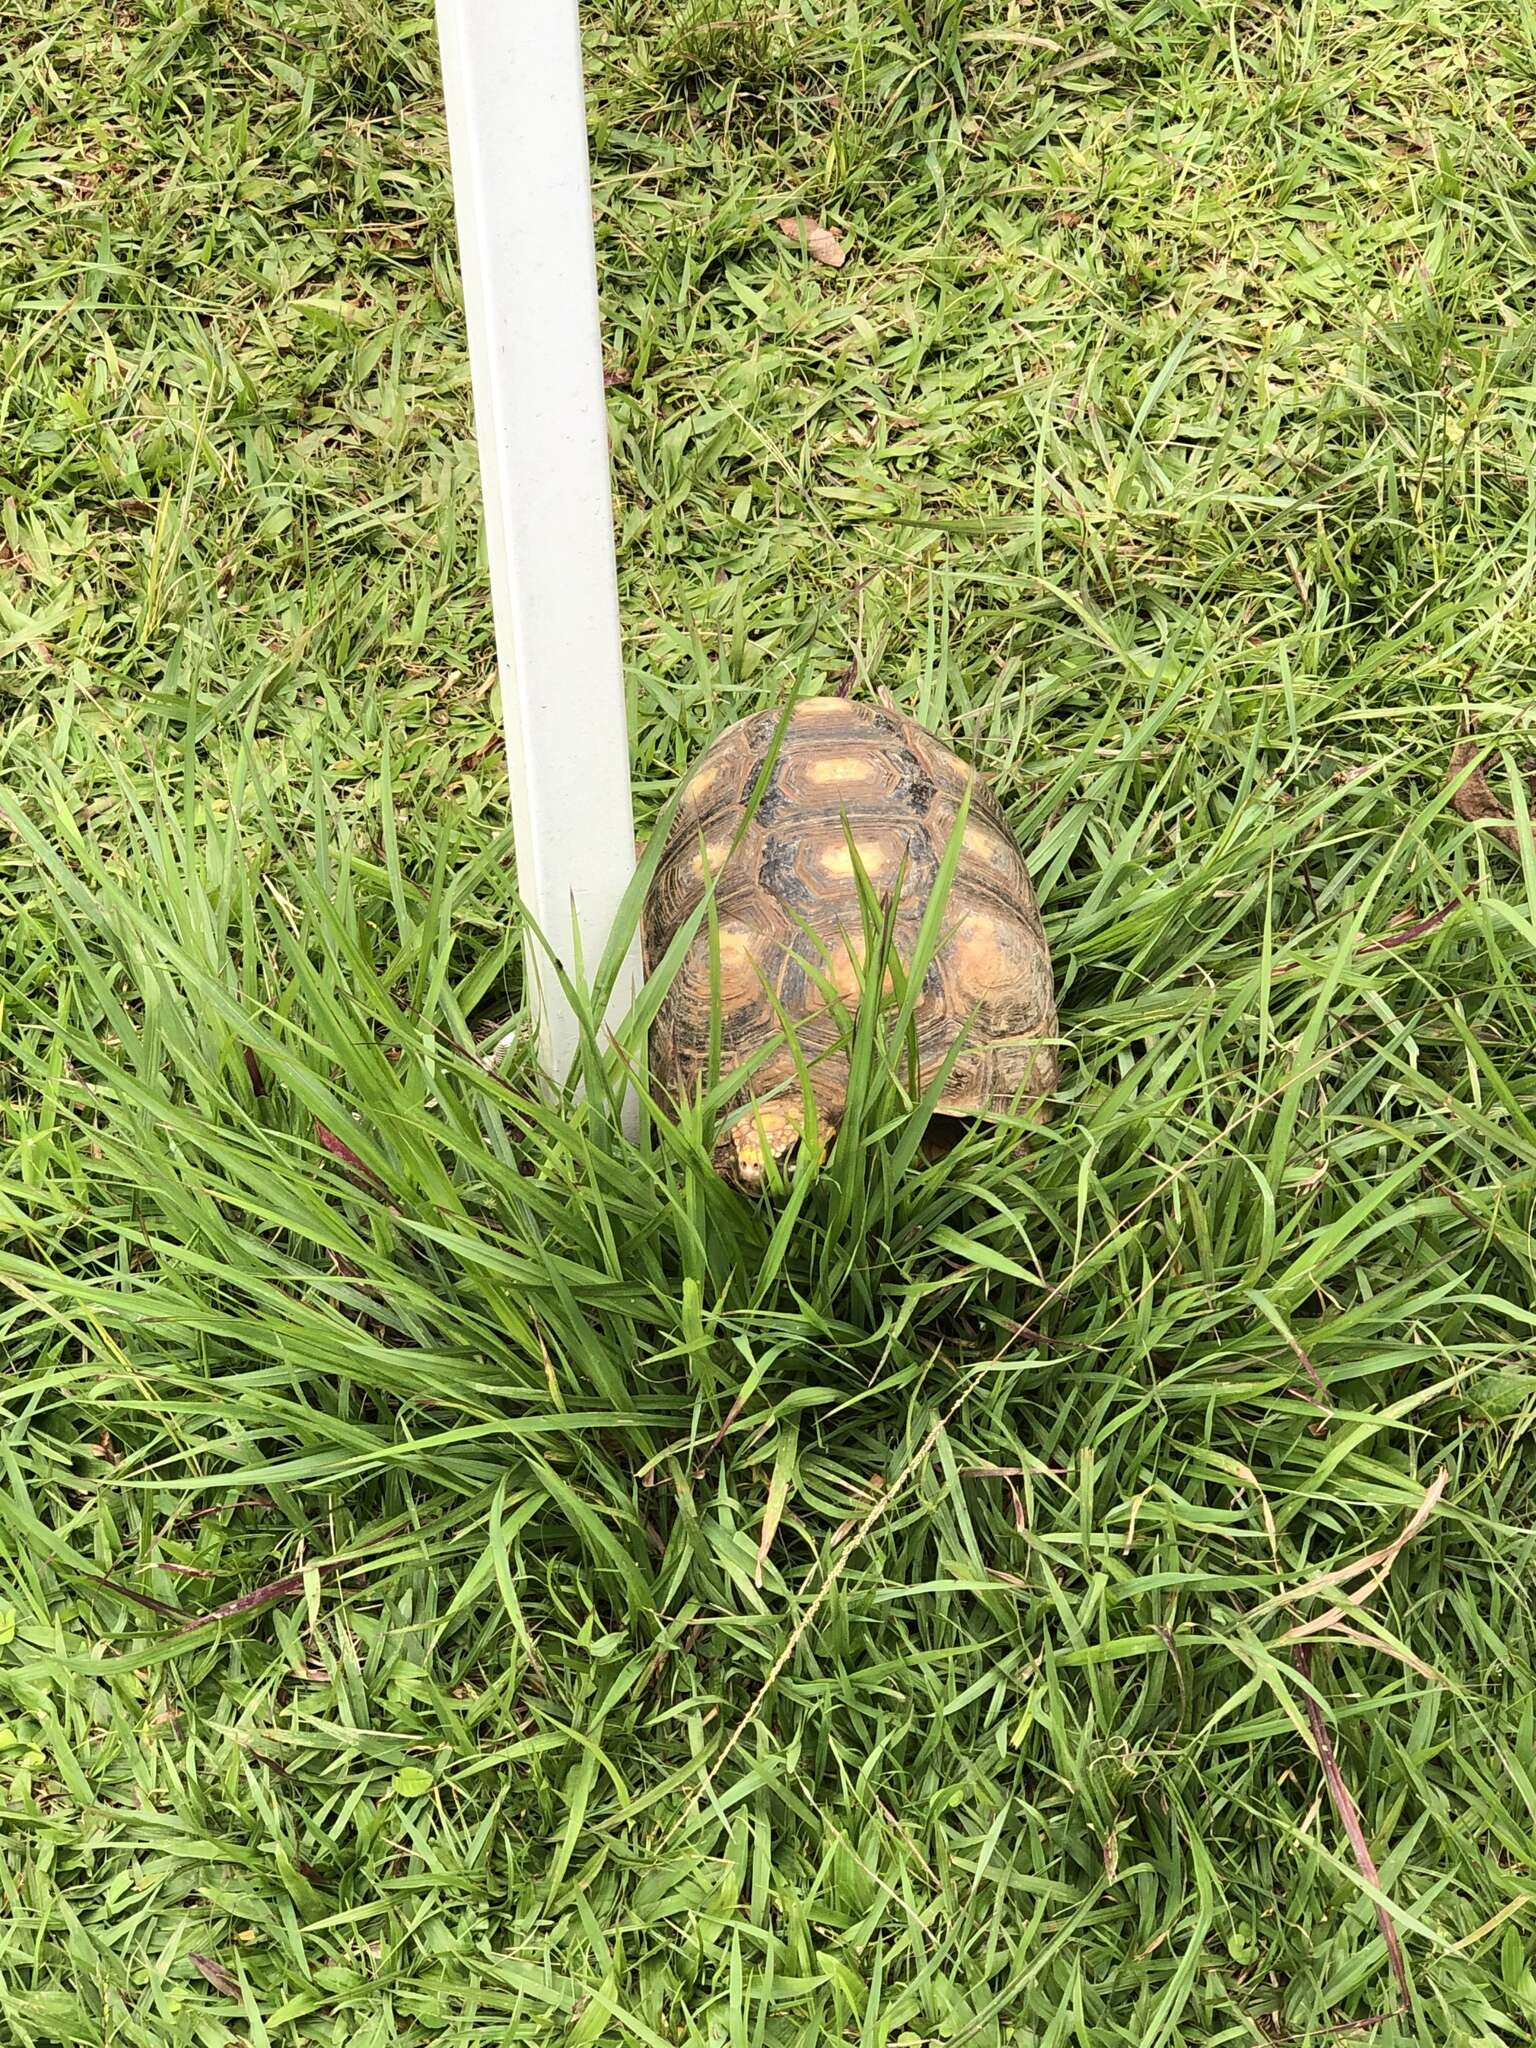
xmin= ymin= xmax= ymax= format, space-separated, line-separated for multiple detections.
xmin=643 ymin=697 xmax=1058 ymax=1179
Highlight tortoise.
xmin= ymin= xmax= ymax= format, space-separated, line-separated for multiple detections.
xmin=643 ymin=695 xmax=1059 ymax=1185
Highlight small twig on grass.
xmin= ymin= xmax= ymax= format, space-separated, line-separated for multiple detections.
xmin=1355 ymin=901 xmax=1463 ymax=954
xmin=1293 ymin=1641 xmax=1410 ymax=2018
xmin=1275 ymin=2004 xmax=1410 ymax=2041
xmin=1277 ymin=1471 xmax=1448 ymax=2027
xmin=175 ymin=1571 xmax=311 ymax=1634
xmin=1271 ymin=899 xmax=1465 ymax=978
xmin=84 ymin=1574 xmax=185 ymax=1620
xmin=86 ymin=1564 xmax=336 ymax=1651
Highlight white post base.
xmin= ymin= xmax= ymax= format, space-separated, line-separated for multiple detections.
xmin=436 ymin=0 xmax=640 ymax=1110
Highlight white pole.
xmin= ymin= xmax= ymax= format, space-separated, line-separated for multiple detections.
xmin=436 ymin=0 xmax=640 ymax=1100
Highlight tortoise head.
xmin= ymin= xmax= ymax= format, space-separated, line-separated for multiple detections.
xmin=719 ymin=1099 xmax=838 ymax=1188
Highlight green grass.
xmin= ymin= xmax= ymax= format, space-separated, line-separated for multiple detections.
xmin=4 ymin=0 xmax=1536 ymax=2040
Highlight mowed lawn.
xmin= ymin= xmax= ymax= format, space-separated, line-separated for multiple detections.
xmin=3 ymin=1 xmax=1536 ymax=2042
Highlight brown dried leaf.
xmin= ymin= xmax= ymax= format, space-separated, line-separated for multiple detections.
xmin=458 ymin=730 xmax=504 ymax=775
xmin=189 ymin=1953 xmax=240 ymax=1998
xmin=1270 ymin=1468 xmax=1448 ymax=1638
xmin=776 ymin=216 xmax=847 ymax=268
xmin=1447 ymin=737 xmax=1536 ymax=858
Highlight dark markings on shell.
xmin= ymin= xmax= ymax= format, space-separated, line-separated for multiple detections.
xmin=758 ymin=834 xmax=817 ymax=911
xmin=893 ymin=757 xmax=936 ymax=815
